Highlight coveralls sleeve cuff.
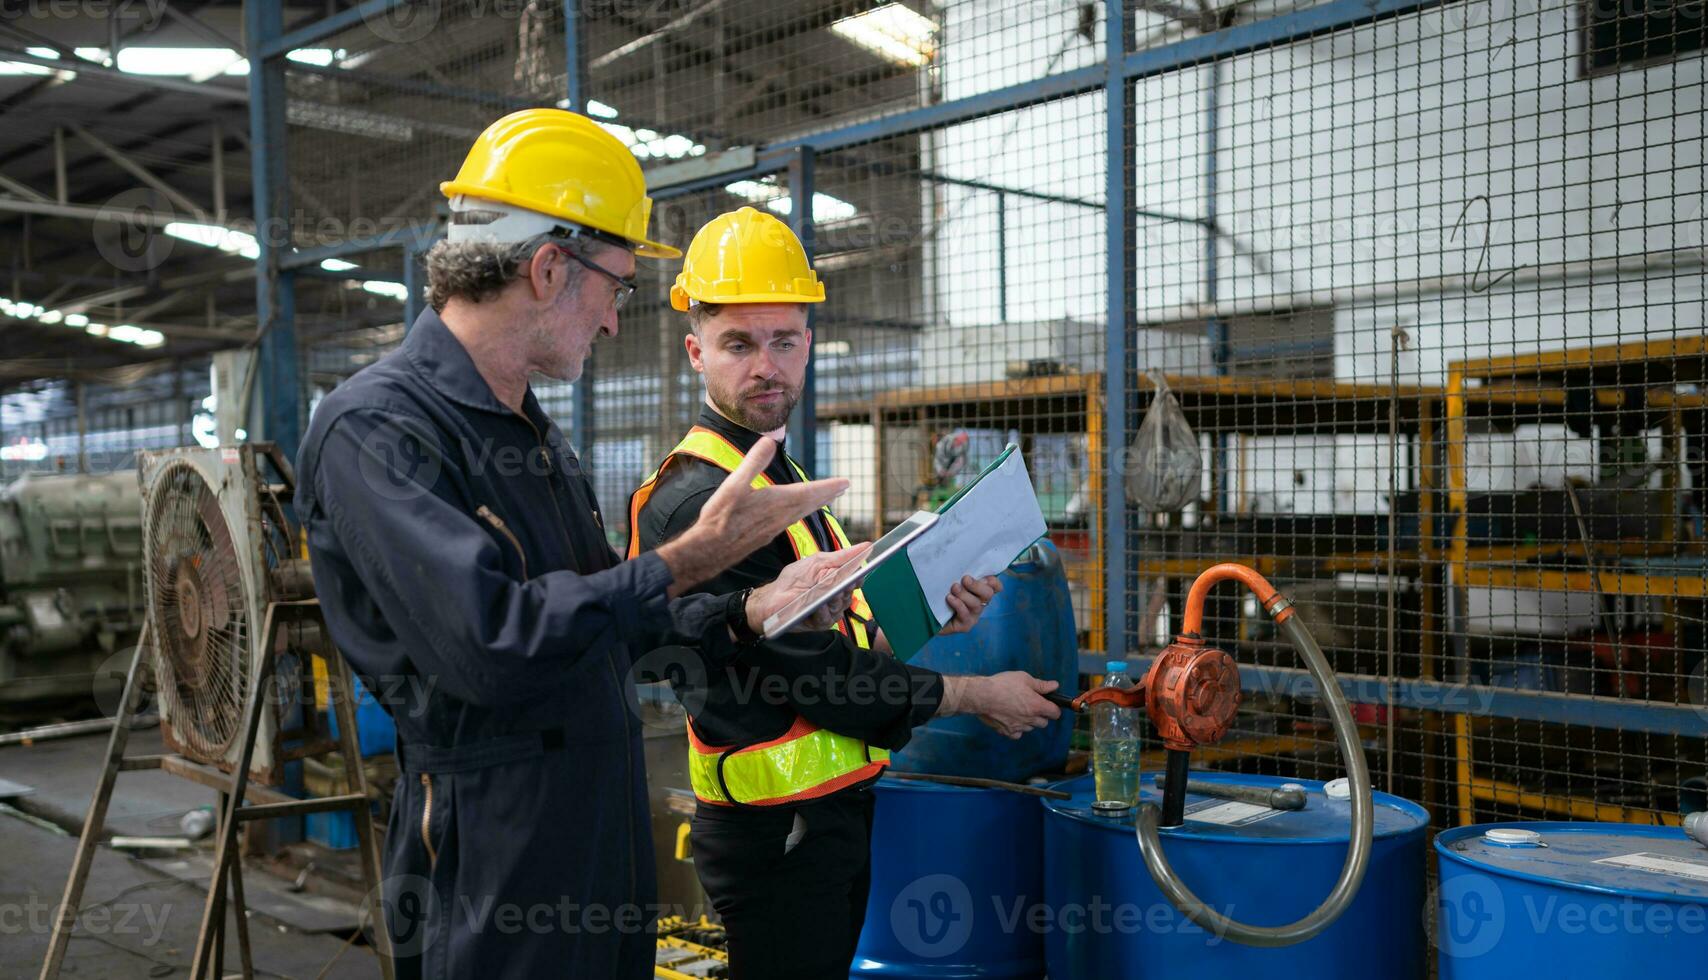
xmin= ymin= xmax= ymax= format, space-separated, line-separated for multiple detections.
xmin=616 ymin=551 xmax=677 ymax=643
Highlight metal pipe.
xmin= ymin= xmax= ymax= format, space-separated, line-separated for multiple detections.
xmin=0 ymin=715 xmax=157 ymax=747
xmin=1182 ymin=562 xmax=1286 ymax=634
xmin=1155 ymin=774 xmax=1308 ymax=811
xmin=1159 ymin=749 xmax=1191 ymax=827
xmin=882 ymin=771 xmax=1072 ymax=800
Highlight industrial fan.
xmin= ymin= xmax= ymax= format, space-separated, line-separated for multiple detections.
xmin=138 ymin=444 xmax=311 ymax=783
xmin=42 ymin=442 xmax=394 ymax=980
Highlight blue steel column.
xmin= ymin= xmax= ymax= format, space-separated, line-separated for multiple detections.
xmin=244 ymin=0 xmax=302 ymax=851
xmin=995 ymin=189 xmax=1008 ymax=322
xmin=563 ymin=0 xmax=594 ymax=458
xmin=1204 ymin=63 xmax=1223 ymax=368
xmin=561 ymin=0 xmax=585 ymax=114
xmin=1205 ymin=62 xmax=1229 ymax=514
xmin=248 ymin=0 xmax=299 ymax=460
xmin=1105 ymin=0 xmax=1134 ymax=662
xmin=403 ymin=242 xmax=425 ymax=331
xmin=787 ymin=147 xmax=818 ymax=475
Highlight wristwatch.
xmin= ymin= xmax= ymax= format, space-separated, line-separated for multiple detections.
xmin=727 ymin=587 xmax=762 ymax=645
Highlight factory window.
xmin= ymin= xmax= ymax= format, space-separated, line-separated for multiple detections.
xmin=1581 ymin=0 xmax=1708 ymax=75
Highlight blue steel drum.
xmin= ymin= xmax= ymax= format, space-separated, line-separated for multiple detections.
xmin=889 ymin=541 xmax=1077 ymax=783
xmin=1042 ymin=771 xmax=1429 ymax=979
xmin=1435 ymin=822 xmax=1708 ymax=977
xmin=852 ymin=779 xmax=1045 ymax=978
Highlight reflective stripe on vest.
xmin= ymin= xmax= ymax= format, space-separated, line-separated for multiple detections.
xmin=626 ymin=425 xmax=889 ymax=806
xmin=687 ymin=715 xmax=889 ymax=807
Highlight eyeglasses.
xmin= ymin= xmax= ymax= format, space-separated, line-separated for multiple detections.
xmin=549 ymin=243 xmax=637 ymax=311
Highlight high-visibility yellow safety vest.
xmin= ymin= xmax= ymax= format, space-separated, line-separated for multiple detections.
xmin=627 ymin=426 xmax=889 ymax=807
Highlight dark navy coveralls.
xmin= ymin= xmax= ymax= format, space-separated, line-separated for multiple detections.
xmin=296 ymin=310 xmax=741 ymax=979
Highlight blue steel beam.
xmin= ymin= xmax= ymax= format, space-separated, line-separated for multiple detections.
xmin=648 ymin=145 xmax=1146 ymax=218
xmin=1084 ymin=654 xmax=1708 ymax=739
xmin=1121 ymin=0 xmax=1450 ymax=80
xmin=247 ymin=0 xmax=301 ymax=462
xmin=767 ymin=65 xmax=1106 ymax=156
xmin=403 ymin=244 xmax=425 ymax=331
xmin=786 ymin=147 xmax=817 ymax=475
xmin=1104 ymin=0 xmax=1131 ymax=668
xmin=280 ymin=223 xmax=440 ymax=269
xmin=564 ymin=0 xmax=594 ymax=459
xmin=561 ymin=0 xmax=585 ymax=114
xmin=995 ymin=190 xmax=1007 ymax=323
xmin=257 ymin=0 xmax=412 ymax=59
xmin=666 ymin=0 xmax=1454 ymax=167
xmin=286 ymin=62 xmax=539 ymax=110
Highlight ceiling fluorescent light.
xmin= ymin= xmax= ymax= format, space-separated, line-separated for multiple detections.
xmin=830 ymin=4 xmax=938 ymax=68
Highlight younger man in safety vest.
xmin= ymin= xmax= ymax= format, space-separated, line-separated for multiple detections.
xmin=628 ymin=207 xmax=1062 ymax=979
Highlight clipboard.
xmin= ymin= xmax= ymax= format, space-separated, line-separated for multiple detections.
xmin=860 ymin=443 xmax=1047 ymax=659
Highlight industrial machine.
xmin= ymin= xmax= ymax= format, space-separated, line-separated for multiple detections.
xmin=0 ymin=470 xmax=144 ymax=710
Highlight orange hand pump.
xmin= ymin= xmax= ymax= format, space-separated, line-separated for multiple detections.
xmin=1055 ymin=562 xmax=1374 ymax=949
xmin=1066 ymin=563 xmax=1293 ymax=753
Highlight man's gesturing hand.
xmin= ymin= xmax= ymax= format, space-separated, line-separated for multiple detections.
xmin=657 ymin=439 xmax=850 ymax=596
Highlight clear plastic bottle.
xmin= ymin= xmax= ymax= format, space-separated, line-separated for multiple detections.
xmin=1092 ymin=660 xmax=1141 ymax=805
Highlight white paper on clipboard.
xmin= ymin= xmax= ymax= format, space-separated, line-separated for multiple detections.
xmin=905 ymin=447 xmax=1047 ymax=626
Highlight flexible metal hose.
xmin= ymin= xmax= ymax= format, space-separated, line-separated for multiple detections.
xmin=1132 ymin=613 xmax=1374 ymax=946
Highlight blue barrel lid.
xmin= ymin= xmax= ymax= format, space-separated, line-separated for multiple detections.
xmin=1042 ymin=771 xmax=1428 ymax=843
xmin=1436 ymin=821 xmax=1708 ymax=903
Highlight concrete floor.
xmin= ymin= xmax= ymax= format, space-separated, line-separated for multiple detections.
xmin=0 ymin=729 xmax=382 ymax=979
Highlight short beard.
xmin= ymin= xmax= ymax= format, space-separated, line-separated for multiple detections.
xmin=709 ymin=378 xmax=799 ymax=433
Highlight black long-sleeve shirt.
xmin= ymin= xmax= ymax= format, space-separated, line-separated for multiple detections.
xmin=632 ymin=405 xmax=945 ymax=751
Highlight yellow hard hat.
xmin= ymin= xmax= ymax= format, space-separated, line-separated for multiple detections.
xmin=669 ymin=206 xmax=825 ymax=311
xmin=440 ymin=108 xmax=680 ymax=259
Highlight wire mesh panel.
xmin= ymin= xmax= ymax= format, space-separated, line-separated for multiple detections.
xmin=258 ymin=0 xmax=1708 ymax=843
xmin=283 ymin=0 xmax=555 ymax=414
xmin=1112 ymin=0 xmax=1706 ymax=832
xmin=811 ymin=88 xmax=1108 ymax=644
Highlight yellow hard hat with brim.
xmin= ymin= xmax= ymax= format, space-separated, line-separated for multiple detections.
xmin=670 ymin=206 xmax=825 ymax=311
xmin=440 ymin=108 xmax=680 ymax=259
